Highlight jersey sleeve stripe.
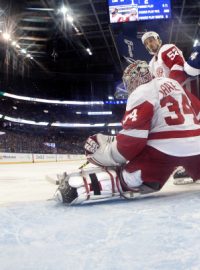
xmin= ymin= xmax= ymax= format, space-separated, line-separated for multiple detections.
xmin=171 ymin=64 xmax=184 ymax=71
xmin=148 ymin=129 xmax=200 ymax=140
xmin=119 ymin=129 xmax=149 ymax=138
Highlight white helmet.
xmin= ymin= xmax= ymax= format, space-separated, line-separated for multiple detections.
xmin=141 ymin=31 xmax=162 ymax=55
xmin=122 ymin=60 xmax=152 ymax=95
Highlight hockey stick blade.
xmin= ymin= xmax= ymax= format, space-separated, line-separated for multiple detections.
xmin=45 ymin=175 xmax=60 ymax=185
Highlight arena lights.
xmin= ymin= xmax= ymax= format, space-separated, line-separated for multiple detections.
xmin=21 ymin=48 xmax=27 ymax=54
xmin=88 ymin=111 xmax=112 ymax=115
xmin=51 ymin=123 xmax=105 ymax=127
xmin=11 ymin=41 xmax=17 ymax=46
xmin=27 ymin=7 xmax=54 ymax=12
xmin=51 ymin=122 xmax=122 ymax=128
xmin=86 ymin=48 xmax=92 ymax=55
xmin=73 ymin=25 xmax=80 ymax=33
xmin=4 ymin=116 xmax=49 ymax=126
xmin=66 ymin=15 xmax=74 ymax=23
xmin=58 ymin=5 xmax=68 ymax=15
xmin=58 ymin=5 xmax=80 ymax=35
xmin=2 ymin=32 xmax=11 ymax=41
xmin=1 ymin=113 xmax=122 ymax=128
xmin=1 ymin=91 xmax=126 ymax=106
xmin=0 ymin=32 xmax=33 ymax=60
xmin=2 ymin=92 xmax=104 ymax=105
xmin=0 ymin=10 xmax=34 ymax=61
xmin=193 ymin=39 xmax=199 ymax=47
xmin=76 ymin=111 xmax=112 ymax=115
xmin=105 ymin=100 xmax=126 ymax=105
xmin=107 ymin=123 xmax=122 ymax=127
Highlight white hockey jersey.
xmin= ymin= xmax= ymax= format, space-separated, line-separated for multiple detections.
xmin=149 ymin=44 xmax=187 ymax=85
xmin=116 ymin=77 xmax=200 ymax=160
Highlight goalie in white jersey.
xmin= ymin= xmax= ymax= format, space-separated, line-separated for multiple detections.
xmin=55 ymin=61 xmax=200 ymax=205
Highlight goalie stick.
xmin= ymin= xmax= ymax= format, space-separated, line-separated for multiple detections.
xmin=45 ymin=160 xmax=90 ymax=185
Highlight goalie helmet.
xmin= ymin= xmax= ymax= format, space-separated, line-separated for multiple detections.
xmin=122 ymin=60 xmax=152 ymax=95
xmin=141 ymin=31 xmax=162 ymax=55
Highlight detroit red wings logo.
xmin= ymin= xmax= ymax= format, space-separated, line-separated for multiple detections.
xmin=156 ymin=67 xmax=164 ymax=77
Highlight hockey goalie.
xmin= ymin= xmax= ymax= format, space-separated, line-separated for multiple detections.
xmin=54 ymin=61 xmax=200 ymax=205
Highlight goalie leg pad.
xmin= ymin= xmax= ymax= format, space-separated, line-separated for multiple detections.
xmin=54 ymin=167 xmax=120 ymax=205
xmin=54 ymin=166 xmax=159 ymax=205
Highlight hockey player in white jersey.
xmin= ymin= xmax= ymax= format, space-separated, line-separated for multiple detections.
xmin=172 ymin=45 xmax=200 ymax=184
xmin=141 ymin=31 xmax=199 ymax=184
xmin=55 ymin=61 xmax=200 ymax=205
xmin=141 ymin=31 xmax=187 ymax=85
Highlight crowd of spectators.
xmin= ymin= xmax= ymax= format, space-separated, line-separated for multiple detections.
xmin=0 ymin=74 xmax=123 ymax=155
xmin=0 ymin=130 xmax=87 ymax=154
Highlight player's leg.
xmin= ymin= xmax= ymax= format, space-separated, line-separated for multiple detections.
xmin=182 ymin=154 xmax=200 ymax=182
xmin=124 ymin=145 xmax=177 ymax=191
xmin=54 ymin=146 xmax=177 ymax=205
xmin=54 ymin=166 xmax=143 ymax=205
xmin=173 ymin=167 xmax=194 ymax=185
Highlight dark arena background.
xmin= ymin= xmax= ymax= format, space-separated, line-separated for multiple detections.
xmin=0 ymin=1 xmax=200 ymax=269
xmin=0 ymin=0 xmax=199 ymax=155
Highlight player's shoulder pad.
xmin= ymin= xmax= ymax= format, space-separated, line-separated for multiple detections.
xmin=159 ymin=44 xmax=176 ymax=54
xmin=126 ymin=82 xmax=154 ymax=111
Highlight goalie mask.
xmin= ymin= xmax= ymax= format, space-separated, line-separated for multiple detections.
xmin=122 ymin=60 xmax=152 ymax=95
xmin=141 ymin=31 xmax=162 ymax=55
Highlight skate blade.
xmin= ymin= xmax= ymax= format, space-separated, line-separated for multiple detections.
xmin=173 ymin=177 xmax=194 ymax=185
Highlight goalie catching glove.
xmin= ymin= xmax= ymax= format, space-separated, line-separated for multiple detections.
xmin=84 ymin=133 xmax=126 ymax=167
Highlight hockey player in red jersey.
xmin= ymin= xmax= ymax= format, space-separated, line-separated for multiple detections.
xmin=141 ymin=31 xmax=187 ymax=85
xmin=55 ymin=61 xmax=200 ymax=205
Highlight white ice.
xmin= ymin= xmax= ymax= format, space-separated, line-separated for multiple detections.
xmin=0 ymin=161 xmax=200 ymax=270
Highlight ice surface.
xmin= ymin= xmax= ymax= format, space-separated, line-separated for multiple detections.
xmin=0 ymin=161 xmax=200 ymax=270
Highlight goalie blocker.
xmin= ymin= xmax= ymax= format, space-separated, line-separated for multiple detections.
xmin=54 ymin=167 xmax=158 ymax=205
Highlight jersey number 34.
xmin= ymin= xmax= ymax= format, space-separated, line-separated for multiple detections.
xmin=160 ymin=94 xmax=199 ymax=125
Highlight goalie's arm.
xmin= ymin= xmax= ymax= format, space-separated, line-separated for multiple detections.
xmin=85 ymin=100 xmax=153 ymax=166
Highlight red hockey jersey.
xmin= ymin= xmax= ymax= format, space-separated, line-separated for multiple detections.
xmin=149 ymin=44 xmax=187 ymax=85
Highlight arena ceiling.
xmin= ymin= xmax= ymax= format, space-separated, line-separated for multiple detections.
xmin=0 ymin=0 xmax=199 ymax=78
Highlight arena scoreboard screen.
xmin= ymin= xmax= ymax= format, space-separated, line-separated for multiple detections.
xmin=108 ymin=0 xmax=171 ymax=23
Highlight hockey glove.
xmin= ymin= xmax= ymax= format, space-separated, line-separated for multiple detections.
xmin=84 ymin=133 xmax=126 ymax=167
